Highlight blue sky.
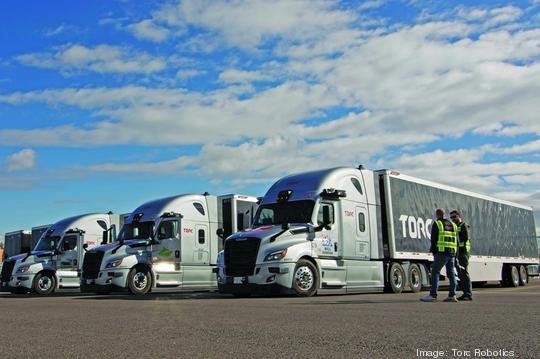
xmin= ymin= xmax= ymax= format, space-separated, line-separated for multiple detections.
xmin=1 ymin=0 xmax=540 ymax=238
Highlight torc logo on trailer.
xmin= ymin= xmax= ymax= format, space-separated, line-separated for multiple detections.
xmin=398 ymin=215 xmax=433 ymax=240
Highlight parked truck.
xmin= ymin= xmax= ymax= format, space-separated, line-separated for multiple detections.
xmin=80 ymin=193 xmax=258 ymax=295
xmin=217 ymin=167 xmax=538 ymax=297
xmin=0 ymin=213 xmax=120 ymax=295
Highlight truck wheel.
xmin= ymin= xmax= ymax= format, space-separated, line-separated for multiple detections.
xmin=33 ymin=272 xmax=56 ymax=295
xmin=509 ymin=266 xmax=520 ymax=288
xmin=128 ymin=267 xmax=152 ymax=295
xmin=518 ymin=265 xmax=528 ymax=286
xmin=292 ymin=259 xmax=318 ymax=297
xmin=387 ymin=262 xmax=405 ymax=293
xmin=408 ymin=263 xmax=422 ymax=293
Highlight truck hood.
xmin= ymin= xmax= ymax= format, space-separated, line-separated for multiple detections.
xmin=228 ymin=224 xmax=313 ymax=244
xmin=89 ymin=239 xmax=150 ymax=253
xmin=5 ymin=250 xmax=55 ymax=264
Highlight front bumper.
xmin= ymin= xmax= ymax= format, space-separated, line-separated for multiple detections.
xmin=81 ymin=268 xmax=130 ymax=292
xmin=217 ymin=262 xmax=295 ymax=295
xmin=1 ymin=273 xmax=36 ymax=291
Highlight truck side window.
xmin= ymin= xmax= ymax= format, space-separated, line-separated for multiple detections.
xmin=198 ymin=229 xmax=205 ymax=244
xmin=193 ymin=203 xmax=205 ymax=216
xmin=351 ymin=178 xmax=363 ymax=195
xmin=358 ymin=213 xmax=366 ymax=232
xmin=317 ymin=203 xmax=334 ymax=225
xmin=158 ymin=220 xmax=179 ymax=239
xmin=62 ymin=235 xmax=78 ymax=251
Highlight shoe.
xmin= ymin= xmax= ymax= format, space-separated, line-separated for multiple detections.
xmin=457 ymin=295 xmax=472 ymax=301
xmin=443 ymin=296 xmax=458 ymax=302
xmin=420 ymin=295 xmax=437 ymax=302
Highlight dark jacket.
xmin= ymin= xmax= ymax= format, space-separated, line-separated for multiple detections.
xmin=430 ymin=218 xmax=457 ymax=256
xmin=457 ymin=221 xmax=469 ymax=255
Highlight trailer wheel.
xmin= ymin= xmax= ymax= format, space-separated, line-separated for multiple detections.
xmin=33 ymin=272 xmax=56 ymax=295
xmin=127 ymin=267 xmax=152 ymax=295
xmin=518 ymin=265 xmax=528 ymax=286
xmin=509 ymin=266 xmax=520 ymax=288
xmin=388 ymin=262 xmax=405 ymax=293
xmin=408 ymin=263 xmax=422 ymax=293
xmin=292 ymin=259 xmax=318 ymax=297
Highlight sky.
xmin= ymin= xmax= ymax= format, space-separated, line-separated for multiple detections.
xmin=1 ymin=0 xmax=540 ymax=241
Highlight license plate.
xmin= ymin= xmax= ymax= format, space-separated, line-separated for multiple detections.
xmin=233 ymin=277 xmax=243 ymax=284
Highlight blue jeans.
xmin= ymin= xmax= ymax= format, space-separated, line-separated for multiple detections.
xmin=430 ymin=253 xmax=457 ymax=298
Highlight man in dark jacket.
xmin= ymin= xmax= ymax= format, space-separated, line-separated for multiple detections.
xmin=451 ymin=210 xmax=472 ymax=301
xmin=421 ymin=208 xmax=458 ymax=302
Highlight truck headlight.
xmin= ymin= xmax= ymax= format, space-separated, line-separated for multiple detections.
xmin=16 ymin=265 xmax=31 ymax=273
xmin=264 ymin=249 xmax=287 ymax=261
xmin=105 ymin=258 xmax=123 ymax=268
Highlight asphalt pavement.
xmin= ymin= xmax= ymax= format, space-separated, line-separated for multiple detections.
xmin=0 ymin=280 xmax=538 ymax=358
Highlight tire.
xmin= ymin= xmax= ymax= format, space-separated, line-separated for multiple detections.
xmin=518 ymin=265 xmax=528 ymax=286
xmin=509 ymin=265 xmax=520 ymax=288
xmin=33 ymin=272 xmax=56 ymax=295
xmin=127 ymin=267 xmax=152 ymax=295
xmin=388 ymin=262 xmax=405 ymax=293
xmin=292 ymin=259 xmax=319 ymax=297
xmin=408 ymin=263 xmax=422 ymax=293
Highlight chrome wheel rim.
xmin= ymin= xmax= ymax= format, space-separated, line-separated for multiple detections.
xmin=294 ymin=266 xmax=314 ymax=291
xmin=393 ymin=268 xmax=403 ymax=288
xmin=411 ymin=268 xmax=420 ymax=288
xmin=133 ymin=272 xmax=148 ymax=290
xmin=38 ymin=276 xmax=52 ymax=291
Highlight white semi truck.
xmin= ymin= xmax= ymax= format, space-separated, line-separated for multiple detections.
xmin=80 ymin=193 xmax=258 ymax=295
xmin=0 ymin=213 xmax=120 ymax=295
xmin=217 ymin=167 xmax=538 ymax=297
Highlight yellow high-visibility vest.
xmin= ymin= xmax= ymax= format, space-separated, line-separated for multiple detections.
xmin=435 ymin=220 xmax=458 ymax=252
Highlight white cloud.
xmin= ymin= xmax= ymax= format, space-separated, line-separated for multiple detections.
xmin=140 ymin=0 xmax=357 ymax=50
xmin=5 ymin=149 xmax=36 ymax=172
xmin=128 ymin=19 xmax=169 ymax=42
xmin=17 ymin=44 xmax=166 ymax=74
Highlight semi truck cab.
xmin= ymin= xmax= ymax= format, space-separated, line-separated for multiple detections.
xmin=217 ymin=167 xmax=384 ymax=297
xmin=81 ymin=193 xmax=257 ymax=295
xmin=0 ymin=213 xmax=119 ymax=295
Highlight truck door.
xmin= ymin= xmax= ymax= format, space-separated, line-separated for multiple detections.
xmin=315 ymin=202 xmax=339 ymax=258
xmin=355 ymin=206 xmax=370 ymax=259
xmin=194 ymin=224 xmax=209 ymax=264
xmin=57 ymin=234 xmax=80 ymax=287
xmin=153 ymin=218 xmax=182 ymax=284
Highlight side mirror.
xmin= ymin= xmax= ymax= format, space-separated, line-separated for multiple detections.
xmin=102 ymin=230 xmax=109 ymax=244
xmin=82 ymin=243 xmax=88 ymax=252
xmin=216 ymin=228 xmax=224 ymax=239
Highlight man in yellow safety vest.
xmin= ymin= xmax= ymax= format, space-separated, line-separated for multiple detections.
xmin=421 ymin=208 xmax=458 ymax=302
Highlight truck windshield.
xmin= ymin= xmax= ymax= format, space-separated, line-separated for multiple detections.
xmin=34 ymin=236 xmax=61 ymax=251
xmin=117 ymin=221 xmax=154 ymax=241
xmin=254 ymin=200 xmax=315 ymax=226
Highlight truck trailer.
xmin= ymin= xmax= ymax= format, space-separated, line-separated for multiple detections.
xmin=0 ymin=213 xmax=120 ymax=295
xmin=217 ymin=167 xmax=538 ymax=297
xmin=80 ymin=193 xmax=258 ymax=295
xmin=4 ymin=230 xmax=32 ymax=258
